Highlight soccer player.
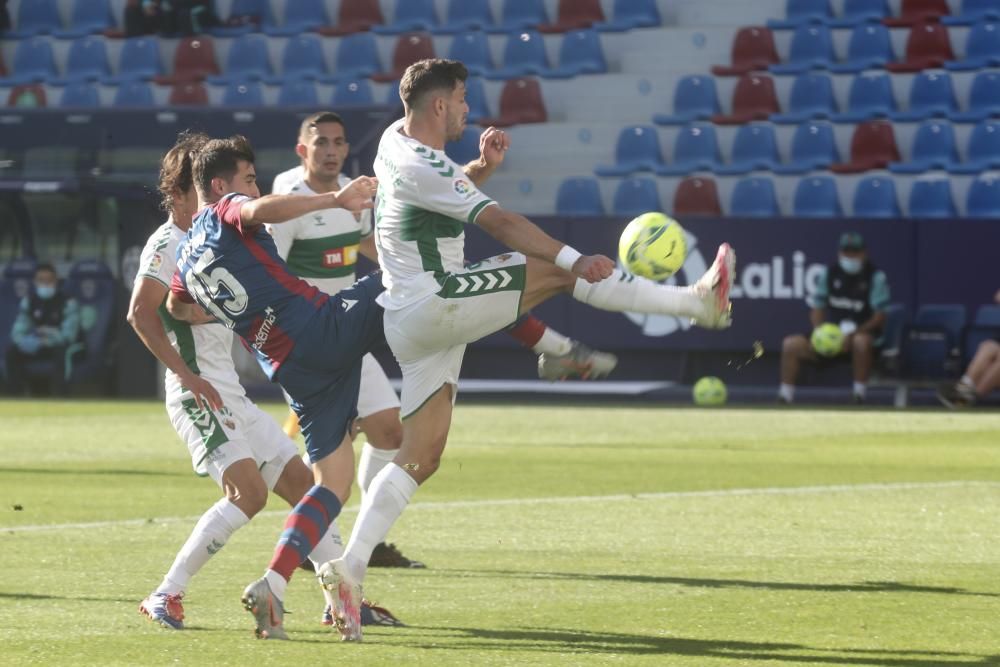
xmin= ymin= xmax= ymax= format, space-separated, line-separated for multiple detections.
xmin=319 ymin=58 xmax=735 ymax=641
xmin=938 ymin=289 xmax=1000 ymax=408
xmin=129 ymin=133 xmax=399 ymax=632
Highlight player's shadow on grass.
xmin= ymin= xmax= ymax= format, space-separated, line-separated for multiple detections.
xmin=408 ymin=626 xmax=996 ymax=666
xmin=438 ymin=568 xmax=999 ymax=598
xmin=0 ymin=467 xmax=183 ymax=477
xmin=0 ymin=591 xmax=135 ymax=604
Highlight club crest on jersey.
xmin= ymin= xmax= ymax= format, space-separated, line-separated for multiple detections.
xmin=453 ymin=179 xmax=473 ymax=197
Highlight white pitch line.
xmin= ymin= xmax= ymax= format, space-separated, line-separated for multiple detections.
xmin=2 ymin=480 xmax=998 ymax=535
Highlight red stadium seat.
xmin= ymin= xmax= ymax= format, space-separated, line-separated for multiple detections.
xmin=711 ymin=27 xmax=779 ymax=76
xmin=830 ymin=120 xmax=901 ymax=173
xmin=712 ymin=74 xmax=780 ymax=125
xmin=886 ymin=23 xmax=955 ymax=72
xmin=884 ymin=0 xmax=951 ymax=26
xmin=319 ymin=0 xmax=385 ymax=36
xmin=478 ymin=78 xmax=547 ymax=127
xmin=158 ymin=37 xmax=220 ymax=83
xmin=371 ymin=33 xmax=436 ymax=82
xmin=169 ymin=81 xmax=209 ymax=106
xmin=673 ymin=177 xmax=722 ymax=217
xmin=7 ymin=84 xmax=47 ymax=108
xmin=538 ymin=0 xmax=606 ymax=33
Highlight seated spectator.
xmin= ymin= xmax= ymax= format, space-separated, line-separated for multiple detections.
xmin=937 ymin=289 xmax=1000 ymax=408
xmin=778 ymin=232 xmax=891 ymax=404
xmin=176 ymin=0 xmax=219 ymax=35
xmin=125 ymin=0 xmax=172 ymax=36
xmin=5 ymin=263 xmax=82 ymax=396
xmin=0 ymin=0 xmax=10 ymax=33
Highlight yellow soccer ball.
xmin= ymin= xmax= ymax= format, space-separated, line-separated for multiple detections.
xmin=693 ymin=376 xmax=727 ymax=407
xmin=618 ymin=212 xmax=687 ymax=281
xmin=811 ymin=323 xmax=845 ymax=357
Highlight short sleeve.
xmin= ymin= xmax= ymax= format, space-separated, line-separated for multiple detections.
xmin=869 ymin=270 xmax=890 ymax=311
xmin=807 ymin=267 xmax=829 ymax=309
xmin=409 ymin=156 xmax=495 ymax=224
xmin=136 ymin=237 xmax=174 ymax=288
xmin=211 ymin=193 xmax=253 ymax=234
xmin=170 ymin=270 xmax=195 ymax=303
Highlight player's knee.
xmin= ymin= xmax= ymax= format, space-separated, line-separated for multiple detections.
xmin=852 ymin=332 xmax=874 ymax=352
xmin=782 ymin=334 xmax=806 ymax=356
xmin=229 ymin=483 xmax=268 ymax=517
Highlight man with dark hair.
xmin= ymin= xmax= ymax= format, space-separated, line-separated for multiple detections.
xmin=5 ymin=263 xmax=81 ymax=396
xmin=777 ymin=232 xmax=891 ymax=404
xmin=319 ymin=58 xmax=736 ymax=641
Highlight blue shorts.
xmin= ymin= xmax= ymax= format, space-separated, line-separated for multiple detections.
xmin=275 ymin=273 xmax=386 ymax=463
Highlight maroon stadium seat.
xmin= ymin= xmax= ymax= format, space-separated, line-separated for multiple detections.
xmin=158 ymin=37 xmax=219 ymax=83
xmin=712 ymin=26 xmax=779 ymax=76
xmin=673 ymin=177 xmax=722 ymax=217
xmin=830 ymin=120 xmax=901 ymax=173
xmin=7 ymin=84 xmax=47 ymax=107
xmin=886 ymin=23 xmax=955 ymax=72
xmin=478 ymin=78 xmax=547 ymax=127
xmin=712 ymin=74 xmax=780 ymax=124
xmin=169 ymin=81 xmax=209 ymax=106
xmin=372 ymin=32 xmax=436 ymax=82
xmin=884 ymin=0 xmax=950 ymax=26
xmin=319 ymin=0 xmax=384 ymax=36
xmin=538 ymin=0 xmax=606 ymax=33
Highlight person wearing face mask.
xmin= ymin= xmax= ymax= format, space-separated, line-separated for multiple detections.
xmin=4 ymin=263 xmax=81 ymax=396
xmin=778 ymin=232 xmax=891 ymax=404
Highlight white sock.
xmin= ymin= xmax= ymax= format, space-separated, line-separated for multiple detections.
xmin=531 ymin=328 xmax=573 ymax=356
xmin=309 ymin=521 xmax=344 ymax=565
xmin=357 ymin=442 xmax=399 ymax=498
xmin=853 ymin=382 xmax=867 ymax=398
xmin=342 ymin=463 xmax=418 ymax=581
xmin=572 ymin=271 xmax=705 ymax=319
xmin=156 ymin=498 xmax=249 ymax=595
xmin=264 ymin=568 xmax=287 ymax=602
xmin=779 ymin=383 xmax=795 ymax=403
xmin=959 ymin=374 xmax=974 ymax=388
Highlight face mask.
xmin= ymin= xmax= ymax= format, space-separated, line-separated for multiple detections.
xmin=838 ymin=256 xmax=863 ymax=275
xmin=35 ymin=284 xmax=56 ymax=300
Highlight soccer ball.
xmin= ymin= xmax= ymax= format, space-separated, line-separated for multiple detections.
xmin=693 ymin=376 xmax=727 ymax=407
xmin=811 ymin=323 xmax=845 ymax=357
xmin=618 ymin=212 xmax=687 ymax=281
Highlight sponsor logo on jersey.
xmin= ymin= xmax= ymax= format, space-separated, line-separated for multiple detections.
xmin=453 ymin=179 xmax=472 ymax=197
xmin=252 ymin=306 xmax=278 ymax=351
xmin=322 ymin=244 xmax=359 ymax=269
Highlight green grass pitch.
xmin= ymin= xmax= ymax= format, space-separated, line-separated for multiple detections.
xmin=1 ymin=400 xmax=999 ymax=666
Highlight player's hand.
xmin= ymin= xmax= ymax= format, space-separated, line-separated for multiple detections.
xmin=335 ymin=176 xmax=378 ymax=214
xmin=479 ymin=127 xmax=510 ymax=168
xmin=184 ymin=373 xmax=224 ymax=413
xmin=572 ymin=254 xmax=615 ymax=283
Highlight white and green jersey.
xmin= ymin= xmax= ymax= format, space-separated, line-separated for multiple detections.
xmin=135 ymin=219 xmax=245 ymax=404
xmin=372 ymin=118 xmax=497 ymax=311
xmin=267 ymin=173 xmax=373 ymax=295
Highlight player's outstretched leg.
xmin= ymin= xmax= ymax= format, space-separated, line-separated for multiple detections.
xmin=506 ymin=314 xmax=619 ymax=381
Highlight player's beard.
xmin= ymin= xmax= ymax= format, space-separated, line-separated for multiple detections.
xmin=445 ymin=111 xmax=466 ymax=143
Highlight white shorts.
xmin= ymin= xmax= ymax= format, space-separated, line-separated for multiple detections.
xmin=168 ymin=393 xmax=298 ymax=490
xmin=384 ymin=252 xmax=527 ymax=418
xmin=281 ymin=352 xmax=400 ymax=418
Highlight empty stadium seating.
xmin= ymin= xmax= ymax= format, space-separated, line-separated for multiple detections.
xmin=373 ymin=0 xmax=439 ymax=35
xmin=539 ymin=0 xmax=605 ymax=33
xmin=793 ymin=176 xmax=843 ymax=217
xmin=831 ymin=121 xmax=901 ymax=173
xmin=612 ymin=177 xmax=662 ymax=217
xmin=594 ymin=126 xmax=666 ymax=177
xmin=654 ymin=76 xmax=720 ymax=125
xmin=712 ymin=74 xmax=780 ymax=124
xmin=555 ymin=177 xmax=605 ymax=216
xmin=852 ymin=175 xmax=902 ymax=217
xmin=731 ymin=177 xmax=780 ymax=217
xmin=908 ymin=178 xmax=958 ymax=217
xmin=478 ymin=78 xmax=546 ymax=127
xmin=771 ymin=73 xmax=837 ymax=123
xmin=673 ymin=176 xmax=723 ymax=217
xmin=712 ymin=26 xmax=780 ymax=76
xmin=716 ymin=124 xmax=781 ymax=175
xmin=658 ymin=124 xmax=723 ymax=176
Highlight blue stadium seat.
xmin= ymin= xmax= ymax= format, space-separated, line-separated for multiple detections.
xmin=951 ymin=120 xmax=1000 ymax=174
xmin=945 ymin=20 xmax=1000 ymax=70
xmin=373 ymin=0 xmax=438 ymax=34
xmin=904 ymin=304 xmax=967 ymax=379
xmin=891 ymin=71 xmax=957 ymax=121
xmin=448 ymin=32 xmax=494 ymax=77
xmin=768 ymin=0 xmax=834 ymax=29
xmin=770 ymin=24 xmax=836 ymax=74
xmin=437 ymin=0 xmax=494 ymax=33
xmin=771 ymin=73 xmax=837 ymax=123
xmin=950 ymin=71 xmax=1000 ymax=122
xmin=555 ymin=177 xmax=605 ymax=216
xmin=59 ymin=82 xmax=101 ymax=108
xmin=852 ymin=176 xmax=901 ymax=217
xmin=265 ymin=0 xmax=329 ymax=36
xmin=332 ymin=33 xmax=382 ymax=81
xmin=716 ymin=123 xmax=781 ymax=175
xmin=108 ymin=37 xmax=163 ymax=82
xmin=208 ymin=34 xmax=271 ymax=84
xmin=222 ymin=80 xmax=264 ymax=107
xmin=612 ymin=177 xmax=662 ymax=217
xmin=830 ymin=23 xmax=894 ymax=73
xmin=111 ymin=80 xmax=155 ymax=108
xmin=547 ymin=29 xmax=607 ymax=78
xmin=654 ymin=76 xmax=720 ymax=126
xmin=731 ymin=177 xmax=780 ymax=217
xmin=595 ymin=125 xmax=665 ymax=176
xmin=830 ymin=0 xmax=892 ymax=27
xmin=332 ymin=79 xmax=374 ymax=107
xmin=54 ymin=0 xmax=114 ymax=37
xmin=445 ymin=126 xmax=481 ymax=164
xmin=966 ymin=175 xmax=1000 ymax=216
xmin=277 ymin=79 xmax=319 ymax=106
xmin=964 ymin=303 xmax=1000 ymax=363
xmin=907 ymin=178 xmax=957 ymax=217
xmin=774 ymin=121 xmax=840 ymax=174
xmin=488 ymin=30 xmax=551 ymax=79
xmin=8 ymin=0 xmax=61 ymax=37
xmin=597 ymin=0 xmax=661 ymax=32
xmin=8 ymin=37 xmax=58 ymax=84
xmin=943 ymin=0 xmax=1000 ymax=24
xmin=214 ymin=0 xmax=277 ymax=35
xmin=890 ymin=121 xmax=959 ymax=173
xmin=489 ymin=0 xmax=548 ymax=33
xmin=271 ymin=34 xmax=328 ymax=82
xmin=793 ymin=176 xmax=842 ymax=217
xmin=464 ymin=76 xmax=489 ymax=123
xmin=54 ymin=37 xmax=111 ymax=84
xmin=832 ymin=73 xmax=897 ymax=122
xmin=657 ymin=123 xmax=723 ymax=176
xmin=62 ymin=260 xmax=115 ymax=385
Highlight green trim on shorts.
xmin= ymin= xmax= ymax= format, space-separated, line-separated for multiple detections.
xmin=181 ymin=398 xmax=230 ymax=463
xmin=401 ymin=382 xmax=453 ymax=420
xmin=438 ymin=261 xmax=526 ymax=299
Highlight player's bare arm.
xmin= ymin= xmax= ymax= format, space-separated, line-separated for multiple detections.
xmin=476 ymin=204 xmax=615 ymax=283
xmin=240 ymin=176 xmax=378 ymax=227
xmin=358 ymin=234 xmax=379 ymax=263
xmin=463 ymin=127 xmax=509 ymax=187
